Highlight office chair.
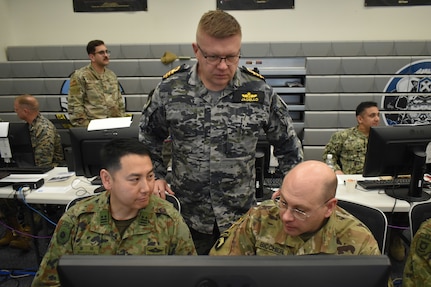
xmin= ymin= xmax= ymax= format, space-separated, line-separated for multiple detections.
xmin=409 ymin=201 xmax=431 ymax=238
xmin=337 ymin=199 xmax=388 ymax=253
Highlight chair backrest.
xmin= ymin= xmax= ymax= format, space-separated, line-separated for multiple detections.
xmin=409 ymin=201 xmax=431 ymax=238
xmin=337 ymin=199 xmax=388 ymax=253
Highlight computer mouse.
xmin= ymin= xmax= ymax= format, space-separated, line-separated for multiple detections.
xmin=94 ymin=185 xmax=106 ymax=193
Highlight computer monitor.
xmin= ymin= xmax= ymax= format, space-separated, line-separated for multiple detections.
xmin=0 ymin=122 xmax=35 ymax=168
xmin=58 ymin=255 xmax=391 ymax=287
xmin=363 ymin=125 xmax=431 ymax=202
xmin=69 ymin=120 xmax=139 ymax=179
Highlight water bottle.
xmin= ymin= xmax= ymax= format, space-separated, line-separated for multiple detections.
xmin=326 ymin=154 xmax=335 ymax=171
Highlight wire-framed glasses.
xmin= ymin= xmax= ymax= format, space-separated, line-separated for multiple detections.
xmin=93 ymin=50 xmax=111 ymax=56
xmin=197 ymin=44 xmax=240 ymax=66
xmin=273 ymin=196 xmax=333 ymax=221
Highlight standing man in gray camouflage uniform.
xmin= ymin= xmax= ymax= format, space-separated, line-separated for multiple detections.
xmin=68 ymin=39 xmax=125 ymax=127
xmin=139 ymin=10 xmax=303 ymax=254
xmin=0 ymin=94 xmax=64 ymax=250
xmin=31 ymin=138 xmax=196 ymax=287
xmin=322 ymin=101 xmax=380 ymax=175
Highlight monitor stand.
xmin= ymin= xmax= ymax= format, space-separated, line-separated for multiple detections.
xmin=385 ymin=188 xmax=431 ymax=202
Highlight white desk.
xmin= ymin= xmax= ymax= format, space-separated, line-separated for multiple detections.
xmin=0 ymin=169 xmax=427 ymax=213
xmin=0 ymin=167 xmax=97 ymax=205
xmin=336 ymin=174 xmax=421 ymax=213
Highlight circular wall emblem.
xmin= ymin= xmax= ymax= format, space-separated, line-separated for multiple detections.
xmin=382 ymin=59 xmax=431 ymax=126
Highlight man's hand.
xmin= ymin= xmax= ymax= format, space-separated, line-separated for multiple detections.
xmin=152 ymin=179 xmax=174 ymax=199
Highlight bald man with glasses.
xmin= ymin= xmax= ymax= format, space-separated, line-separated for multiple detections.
xmin=68 ymin=39 xmax=125 ymax=127
xmin=210 ymin=160 xmax=381 ymax=256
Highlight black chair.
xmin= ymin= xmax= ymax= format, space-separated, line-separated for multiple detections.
xmin=337 ymin=199 xmax=388 ymax=253
xmin=409 ymin=201 xmax=431 ymax=237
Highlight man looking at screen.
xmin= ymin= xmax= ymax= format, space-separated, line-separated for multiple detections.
xmin=31 ymin=138 xmax=196 ymax=287
xmin=68 ymin=39 xmax=125 ymax=127
xmin=0 ymin=94 xmax=64 ymax=250
xmin=210 ymin=161 xmax=381 ymax=256
xmin=139 ymin=9 xmax=303 ymax=255
xmin=322 ymin=101 xmax=380 ymax=175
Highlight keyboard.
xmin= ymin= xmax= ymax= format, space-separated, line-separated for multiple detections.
xmin=356 ymin=178 xmax=411 ymax=190
xmin=0 ymin=166 xmax=53 ymax=174
xmin=264 ymin=177 xmax=283 ymax=188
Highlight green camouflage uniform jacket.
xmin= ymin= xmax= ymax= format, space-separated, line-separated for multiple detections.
xmin=402 ymin=218 xmax=431 ymax=287
xmin=68 ymin=64 xmax=125 ymax=127
xmin=209 ymin=200 xmax=380 ymax=256
xmin=139 ymin=64 xmax=303 ymax=234
xmin=30 ymin=113 xmax=64 ymax=167
xmin=31 ymin=192 xmax=196 ymax=287
xmin=322 ymin=126 xmax=368 ymax=174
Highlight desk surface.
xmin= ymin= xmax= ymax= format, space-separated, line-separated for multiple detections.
xmin=0 ymin=168 xmax=428 ymax=212
xmin=0 ymin=167 xmax=97 ymax=205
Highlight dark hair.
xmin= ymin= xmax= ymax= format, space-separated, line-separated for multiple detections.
xmin=356 ymin=101 xmax=378 ymax=116
xmin=100 ymin=138 xmax=152 ymax=173
xmin=86 ymin=40 xmax=105 ymax=55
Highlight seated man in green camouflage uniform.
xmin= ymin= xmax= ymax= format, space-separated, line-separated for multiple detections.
xmin=31 ymin=138 xmax=196 ymax=287
xmin=68 ymin=39 xmax=125 ymax=127
xmin=322 ymin=101 xmax=380 ymax=175
xmin=210 ymin=160 xmax=381 ymax=256
xmin=402 ymin=218 xmax=431 ymax=287
xmin=0 ymin=94 xmax=65 ymax=250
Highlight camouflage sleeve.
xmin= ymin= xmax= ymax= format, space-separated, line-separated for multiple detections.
xmin=139 ymin=87 xmax=170 ymax=179
xmin=68 ymin=71 xmax=90 ymax=127
xmin=267 ymin=93 xmax=304 ymax=174
xmin=32 ymin=119 xmax=58 ymax=167
xmin=402 ymin=219 xmax=431 ymax=287
xmin=209 ymin=211 xmax=257 ymax=255
xmin=31 ymin=213 xmax=76 ymax=287
xmin=322 ymin=131 xmax=345 ymax=172
xmin=167 ymin=212 xmax=197 ymax=255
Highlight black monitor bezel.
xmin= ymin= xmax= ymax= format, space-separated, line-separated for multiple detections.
xmin=58 ymin=255 xmax=391 ymax=287
xmin=1 ymin=122 xmax=35 ymax=167
xmin=69 ymin=120 xmax=139 ymax=178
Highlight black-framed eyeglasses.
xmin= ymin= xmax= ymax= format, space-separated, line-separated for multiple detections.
xmin=93 ymin=50 xmax=111 ymax=56
xmin=197 ymin=44 xmax=241 ymax=66
xmin=273 ymin=196 xmax=333 ymax=221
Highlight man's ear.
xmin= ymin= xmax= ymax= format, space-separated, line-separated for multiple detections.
xmin=324 ymin=198 xmax=338 ymax=218
xmin=100 ymin=169 xmax=112 ymax=190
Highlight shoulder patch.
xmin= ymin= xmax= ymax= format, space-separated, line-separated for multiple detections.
xmin=57 ymin=221 xmax=72 ymax=245
xmin=241 ymin=66 xmax=265 ymax=80
xmin=162 ymin=64 xmax=187 ymax=79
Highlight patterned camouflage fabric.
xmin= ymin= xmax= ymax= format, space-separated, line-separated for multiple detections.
xmin=30 ymin=113 xmax=64 ymax=167
xmin=139 ymin=64 xmax=303 ymax=235
xmin=209 ymin=200 xmax=380 ymax=256
xmin=68 ymin=64 xmax=125 ymax=127
xmin=322 ymin=126 xmax=368 ymax=174
xmin=31 ymin=192 xmax=196 ymax=286
xmin=402 ymin=218 xmax=431 ymax=287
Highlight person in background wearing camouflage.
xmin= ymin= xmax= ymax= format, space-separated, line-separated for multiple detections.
xmin=0 ymin=94 xmax=65 ymax=251
xmin=322 ymin=101 xmax=380 ymax=174
xmin=209 ymin=160 xmax=381 ymax=256
xmin=68 ymin=39 xmax=125 ymax=127
xmin=31 ymin=138 xmax=196 ymax=287
xmin=139 ymin=10 xmax=303 ymax=254
xmin=402 ymin=218 xmax=431 ymax=287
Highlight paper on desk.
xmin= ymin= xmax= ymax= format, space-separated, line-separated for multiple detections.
xmin=87 ymin=117 xmax=132 ymax=131
xmin=0 ymin=122 xmax=9 ymax=137
xmin=35 ymin=186 xmax=70 ymax=194
xmin=0 ymin=174 xmax=48 ymax=182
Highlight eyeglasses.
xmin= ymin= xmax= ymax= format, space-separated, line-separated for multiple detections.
xmin=197 ymin=44 xmax=241 ymax=66
xmin=273 ymin=196 xmax=333 ymax=221
xmin=93 ymin=50 xmax=111 ymax=56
